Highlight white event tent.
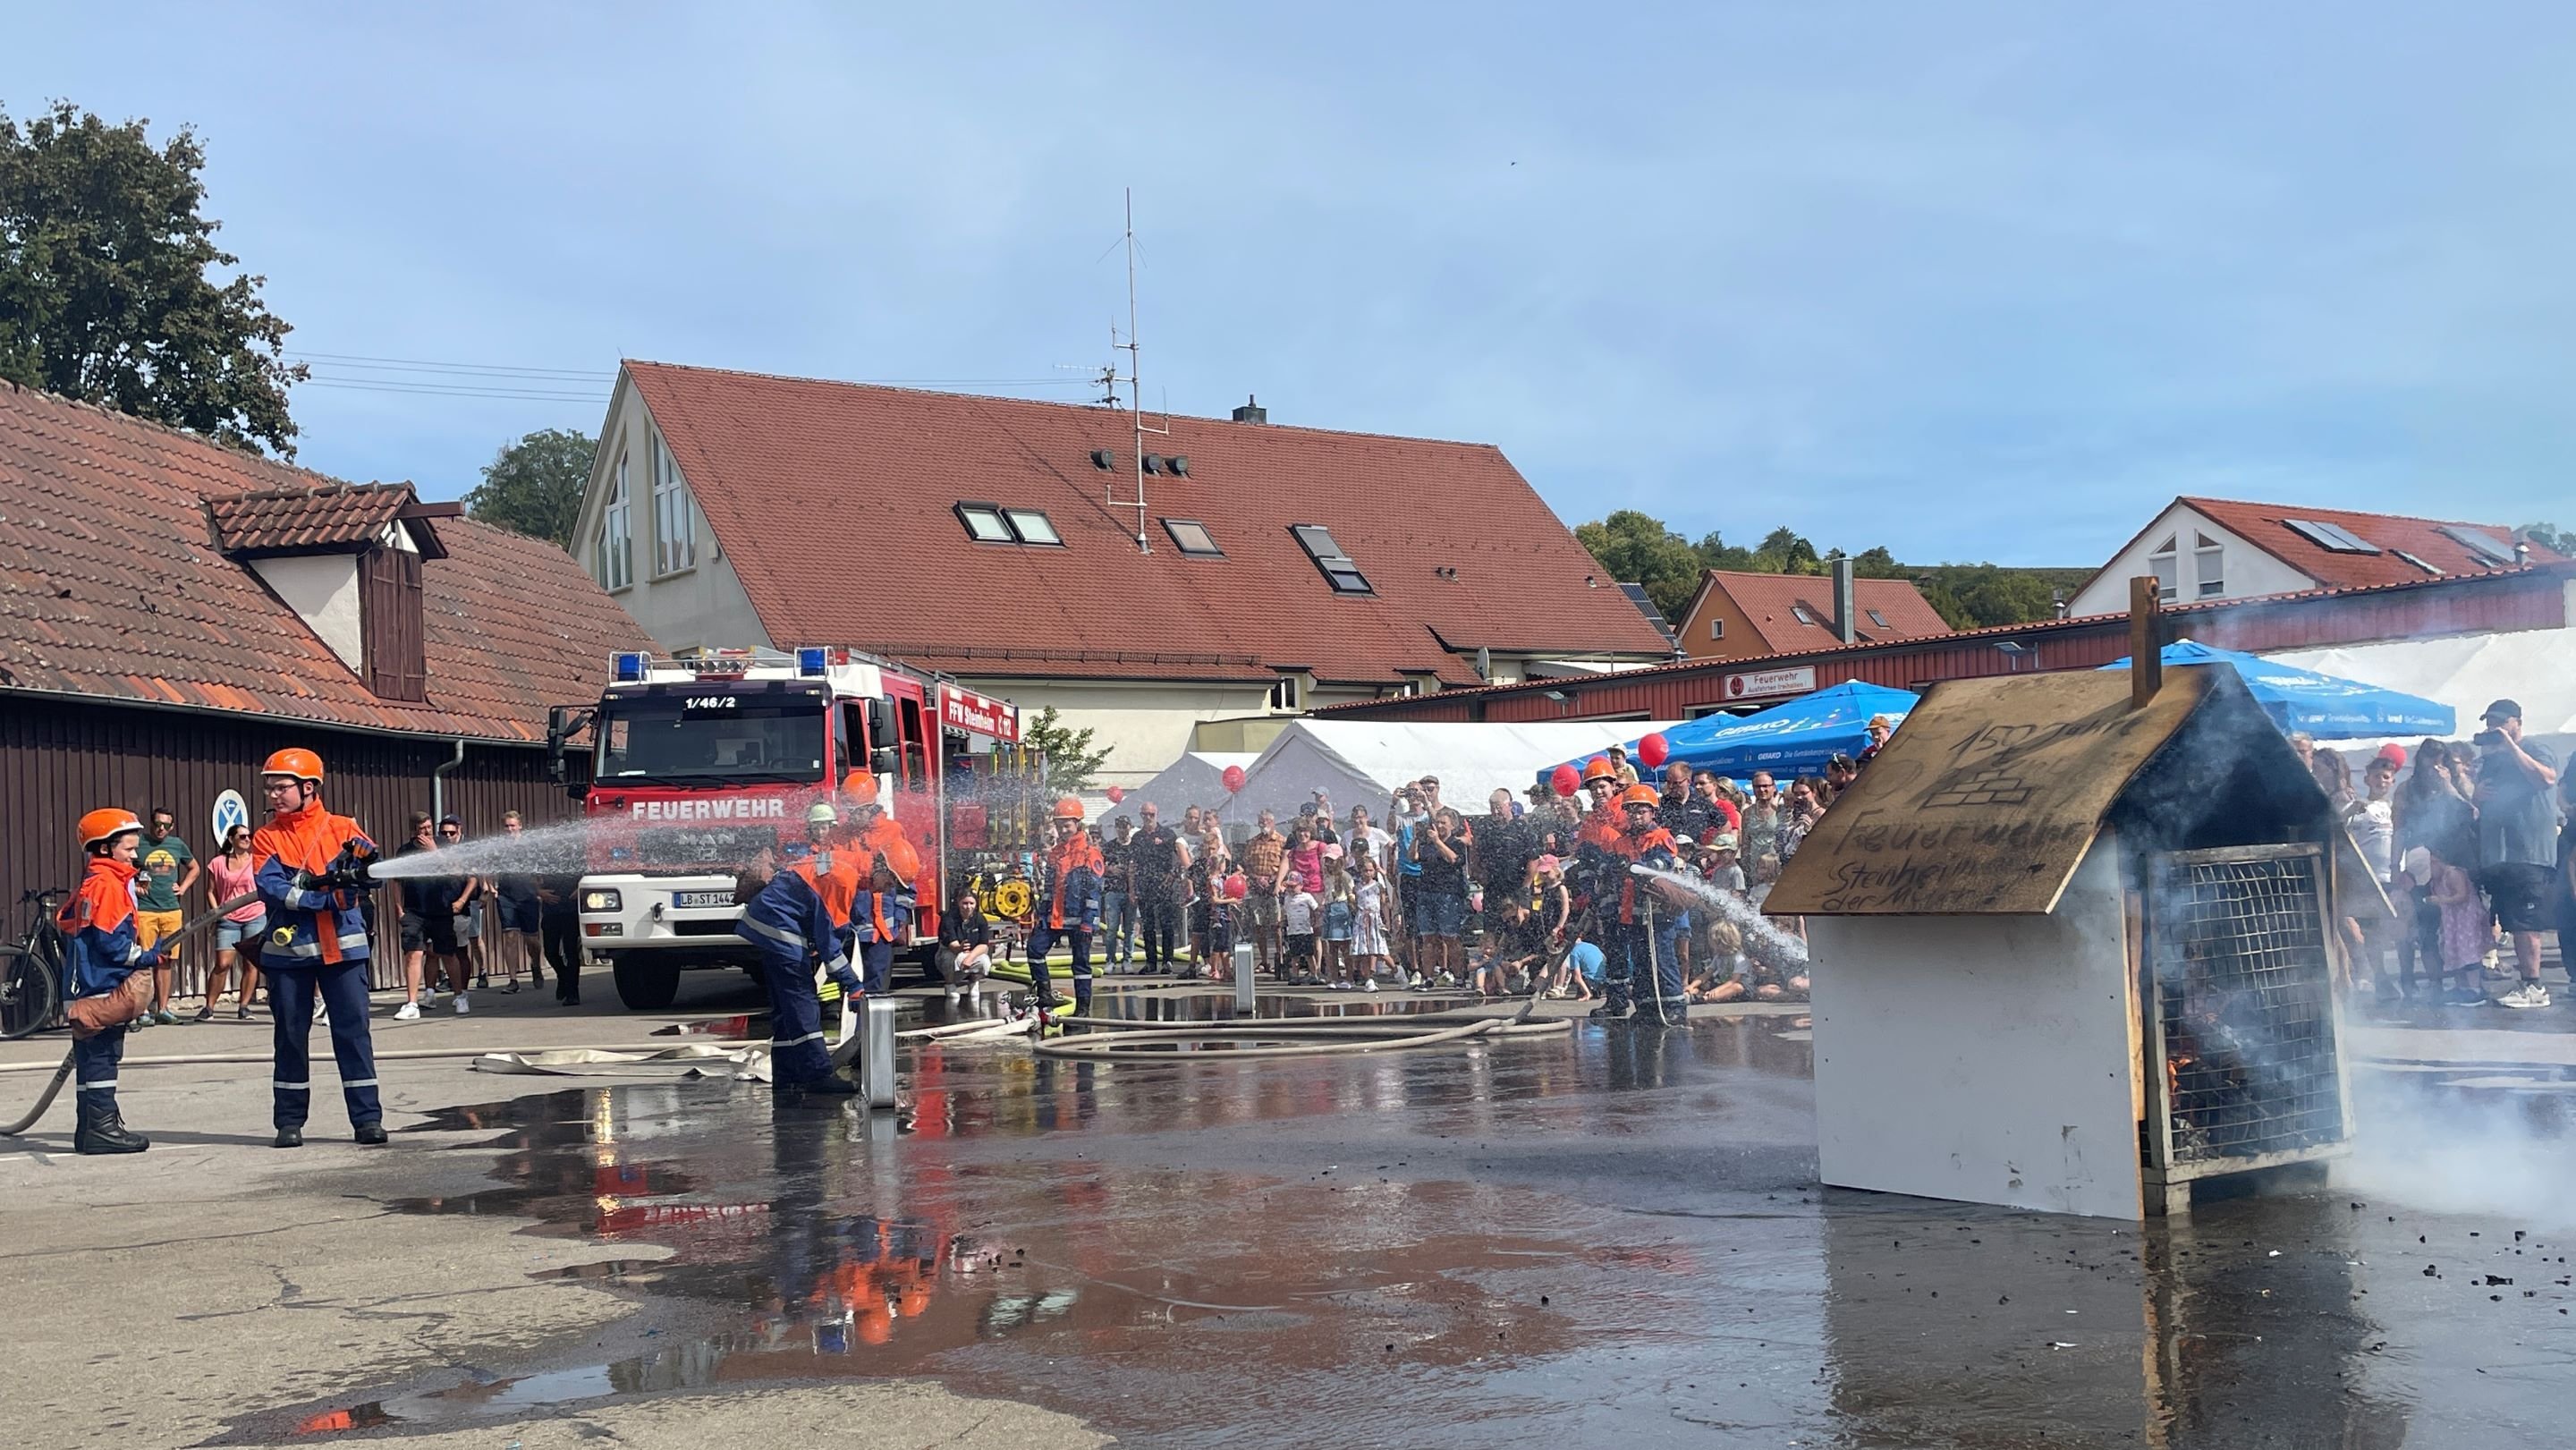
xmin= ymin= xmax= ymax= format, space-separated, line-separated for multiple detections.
xmin=1115 ymin=751 xmax=1260 ymax=825
xmin=1212 ymin=719 xmax=1681 ymax=827
xmin=2265 ymin=627 xmax=2576 ymax=760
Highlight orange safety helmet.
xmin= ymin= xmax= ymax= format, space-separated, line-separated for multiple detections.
xmin=842 ymin=769 xmax=881 ymax=806
xmin=1051 ymin=797 xmax=1085 ymax=821
xmin=77 ymin=808 xmax=145 ymax=852
xmin=1580 ymin=755 xmax=1617 ymax=785
xmin=261 ymin=747 xmax=326 ymax=783
xmin=1618 ymin=784 xmax=1663 ymax=810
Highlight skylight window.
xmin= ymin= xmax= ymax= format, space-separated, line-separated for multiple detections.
xmin=1292 ymin=524 xmax=1371 ymax=594
xmin=1866 ymin=608 xmax=1890 ymax=630
xmin=956 ymin=503 xmax=1013 ymax=543
xmin=2394 ymin=550 xmax=2444 ymax=577
xmin=1163 ymin=519 xmax=1222 ymax=556
xmin=2284 ymin=519 xmax=2382 ymax=555
xmin=1004 ymin=509 xmax=1062 ymax=546
xmin=1790 ymin=603 xmax=1818 ymax=625
xmin=2436 ymin=524 xmax=2516 ymax=565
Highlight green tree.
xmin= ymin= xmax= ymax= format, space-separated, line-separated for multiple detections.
xmin=1574 ymin=509 xmax=1707 ymax=621
xmin=0 ymin=101 xmax=304 ymax=454
xmin=1753 ymin=526 xmax=1823 ymax=574
xmin=465 ymin=428 xmax=597 ymax=547
xmin=2519 ymin=521 xmax=2575 ymax=555
xmin=1692 ymin=530 xmax=1760 ymax=572
xmin=1850 ymin=546 xmax=1907 ymax=579
xmin=1022 ymin=707 xmax=1111 ymax=797
xmin=1915 ymin=564 xmax=2061 ymax=629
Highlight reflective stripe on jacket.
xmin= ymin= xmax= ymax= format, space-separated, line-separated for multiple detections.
xmin=251 ymin=802 xmax=377 ymax=964
xmin=737 ymin=866 xmax=852 ymax=977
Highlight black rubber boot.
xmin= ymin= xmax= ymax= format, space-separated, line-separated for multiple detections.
xmin=75 ymin=1101 xmax=149 ymax=1155
xmin=273 ymin=1126 xmax=304 ymax=1149
xmin=354 ymin=1121 xmax=388 ymax=1145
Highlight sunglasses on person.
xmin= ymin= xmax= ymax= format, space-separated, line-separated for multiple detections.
xmin=439 ymin=827 xmax=462 ymax=840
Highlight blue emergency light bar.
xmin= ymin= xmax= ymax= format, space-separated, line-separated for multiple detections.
xmin=797 ymin=647 xmax=828 ymax=676
xmin=613 ymin=650 xmax=648 ymax=682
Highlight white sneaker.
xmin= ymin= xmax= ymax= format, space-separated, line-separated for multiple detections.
xmin=312 ymin=996 xmax=327 ymax=1021
xmin=394 ymin=1001 xmax=421 ymax=1022
xmin=453 ymin=992 xmax=472 ymax=1015
xmin=2498 ymin=983 xmax=2551 ymax=1010
xmin=1363 ymin=979 xmax=1379 ymax=993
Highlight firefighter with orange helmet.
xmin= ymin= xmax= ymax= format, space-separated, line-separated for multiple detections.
xmin=1595 ymin=784 xmax=1690 ymax=1024
xmin=838 ymin=773 xmax=921 ymax=995
xmin=1575 ymin=756 xmax=1624 ymax=850
xmin=1026 ymin=797 xmax=1104 ymax=1013
xmin=58 ymin=809 xmax=159 ymax=1153
xmin=250 ymin=747 xmax=389 ymax=1148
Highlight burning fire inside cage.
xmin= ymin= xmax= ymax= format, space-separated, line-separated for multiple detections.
xmin=2142 ymin=844 xmax=2351 ymax=1208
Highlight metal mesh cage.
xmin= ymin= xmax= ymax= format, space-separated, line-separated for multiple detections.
xmin=2148 ymin=845 xmax=2345 ymax=1166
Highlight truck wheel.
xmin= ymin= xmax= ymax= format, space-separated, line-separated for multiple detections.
xmin=610 ymin=954 xmax=682 ymax=1012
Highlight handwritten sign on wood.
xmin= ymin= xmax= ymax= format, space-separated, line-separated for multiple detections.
xmin=1768 ymin=668 xmax=2216 ymax=916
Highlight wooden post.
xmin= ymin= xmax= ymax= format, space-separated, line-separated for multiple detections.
xmin=2128 ymin=576 xmax=2164 ymax=710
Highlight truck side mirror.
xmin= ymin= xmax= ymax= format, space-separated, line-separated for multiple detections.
xmin=870 ymin=747 xmax=899 ymax=778
xmin=547 ymin=705 xmax=595 ymax=798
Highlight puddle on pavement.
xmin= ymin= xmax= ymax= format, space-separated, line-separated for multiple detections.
xmin=236 ymin=1015 xmax=2574 ymax=1449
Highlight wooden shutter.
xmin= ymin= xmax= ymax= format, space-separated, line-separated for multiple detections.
xmin=360 ymin=546 xmax=428 ymax=701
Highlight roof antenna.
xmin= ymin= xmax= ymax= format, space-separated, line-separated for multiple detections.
xmin=1102 ymin=188 xmax=1168 ymax=555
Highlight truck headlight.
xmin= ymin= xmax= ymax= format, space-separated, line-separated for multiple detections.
xmin=581 ymin=887 xmax=623 ymax=912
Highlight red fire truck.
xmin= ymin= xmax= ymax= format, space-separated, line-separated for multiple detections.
xmin=548 ymin=647 xmax=1041 ymax=1010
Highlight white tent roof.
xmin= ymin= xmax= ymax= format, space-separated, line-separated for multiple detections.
xmin=1116 ymin=751 xmax=1259 ymax=826
xmin=1227 ymin=719 xmax=1681 ymax=822
xmin=2265 ymin=626 xmax=2576 ymax=758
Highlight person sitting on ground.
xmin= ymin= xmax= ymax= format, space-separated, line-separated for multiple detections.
xmin=940 ymin=882 xmax=995 ymax=1003
xmin=1558 ymin=933 xmax=1605 ymax=1003
xmin=1690 ymin=920 xmax=1750 ymax=1003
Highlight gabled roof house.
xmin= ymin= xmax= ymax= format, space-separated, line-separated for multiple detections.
xmin=0 ymin=382 xmax=649 ymax=943
xmin=1674 ymin=569 xmax=1951 ymax=661
xmin=571 ymin=361 xmax=1675 ymax=784
xmin=2066 ymin=496 xmax=2567 ymax=616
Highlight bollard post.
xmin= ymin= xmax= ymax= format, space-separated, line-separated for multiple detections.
xmin=1233 ymin=939 xmax=1257 ymax=1015
xmin=861 ymin=996 xmax=898 ymax=1109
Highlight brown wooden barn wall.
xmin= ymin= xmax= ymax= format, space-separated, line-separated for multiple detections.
xmin=0 ymin=692 xmax=580 ymax=927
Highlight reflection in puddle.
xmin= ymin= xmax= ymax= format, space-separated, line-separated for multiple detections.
xmin=251 ymin=1016 xmax=2562 ymax=1447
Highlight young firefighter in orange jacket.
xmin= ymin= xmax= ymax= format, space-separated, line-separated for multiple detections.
xmin=59 ymin=810 xmax=159 ymax=1154
xmin=1027 ymin=798 xmax=1105 ymax=1013
xmin=837 ymin=775 xmax=920 ymax=996
xmin=250 ymin=749 xmax=389 ymax=1148
xmin=1594 ymin=784 xmax=1690 ymax=1025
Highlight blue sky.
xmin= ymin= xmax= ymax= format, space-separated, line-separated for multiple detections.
xmin=13 ymin=4 xmax=2573 ymax=564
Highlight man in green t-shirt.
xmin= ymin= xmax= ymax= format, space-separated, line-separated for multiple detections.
xmin=134 ymin=808 xmax=198 ymax=1027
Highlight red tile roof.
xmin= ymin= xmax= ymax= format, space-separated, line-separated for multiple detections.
xmin=2142 ymin=497 xmax=2565 ymax=594
xmin=1690 ymin=570 xmax=1951 ymax=654
xmin=207 ymin=482 xmax=448 ymax=559
xmin=0 ymin=383 xmax=649 ymax=742
xmin=623 ymin=362 xmax=1674 ymax=685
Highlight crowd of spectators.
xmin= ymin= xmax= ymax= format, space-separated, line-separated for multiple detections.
xmin=1065 ymin=729 xmax=1888 ymax=1001
xmin=2320 ymin=699 xmax=2571 ymax=1010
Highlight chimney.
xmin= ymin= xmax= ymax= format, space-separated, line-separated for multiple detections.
xmin=1231 ymin=394 xmax=1267 ymax=424
xmin=2128 ymin=575 xmax=2164 ymax=710
xmin=2515 ymin=538 xmax=2532 ymax=566
xmin=1831 ymin=555 xmax=1858 ymax=644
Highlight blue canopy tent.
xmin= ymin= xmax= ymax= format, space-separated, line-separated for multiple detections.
xmin=1540 ymin=681 xmax=1923 ymax=784
xmin=2097 ymin=640 xmax=2455 ymax=739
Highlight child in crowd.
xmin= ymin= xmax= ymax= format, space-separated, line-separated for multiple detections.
xmin=1319 ymin=845 xmax=1356 ymax=988
xmin=1701 ymin=834 xmax=1746 ymax=894
xmin=2424 ymin=834 xmax=2491 ymax=1006
xmin=1283 ymin=878 xmax=1320 ymax=984
xmin=1689 ymin=920 xmax=1750 ymax=1003
xmin=1201 ymin=872 xmax=1240 ymax=979
xmin=1351 ymin=853 xmax=1392 ymax=990
xmin=941 ymin=882 xmax=995 ymax=1004
xmin=1747 ymin=852 xmax=1781 ymax=912
xmin=1558 ymin=935 xmax=1605 ymax=1002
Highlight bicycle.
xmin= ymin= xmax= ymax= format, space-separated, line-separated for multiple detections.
xmin=1 ymin=888 xmax=67 ymax=1040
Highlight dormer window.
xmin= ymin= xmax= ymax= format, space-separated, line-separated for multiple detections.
xmin=208 ymin=482 xmax=452 ymax=702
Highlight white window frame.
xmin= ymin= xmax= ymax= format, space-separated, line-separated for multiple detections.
xmin=2148 ymin=533 xmax=2179 ymax=603
xmin=2193 ymin=532 xmax=2224 ymax=597
xmin=596 ymin=451 xmax=632 ymax=590
xmin=650 ymin=429 xmax=695 ymax=576
xmin=1708 ymin=618 xmax=1725 ymax=641
xmin=1267 ymin=674 xmax=1302 ymax=712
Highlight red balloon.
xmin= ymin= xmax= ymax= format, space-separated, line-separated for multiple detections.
xmin=1222 ymin=764 xmax=1247 ymax=793
xmin=1637 ymin=733 xmax=1670 ymax=769
xmin=1225 ymin=872 xmax=1249 ymax=900
xmin=1105 ymin=785 xmax=1126 ymax=804
xmin=1550 ymin=762 xmax=1580 ymax=798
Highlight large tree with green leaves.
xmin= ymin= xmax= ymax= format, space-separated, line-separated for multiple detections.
xmin=465 ymin=428 xmax=597 ymax=547
xmin=1022 ymin=707 xmax=1112 ymax=797
xmin=0 ymin=101 xmax=304 ymax=454
xmin=1574 ymin=510 xmax=1707 ymax=621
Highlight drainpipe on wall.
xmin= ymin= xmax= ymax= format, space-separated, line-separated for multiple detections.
xmin=431 ymin=738 xmax=468 ymax=822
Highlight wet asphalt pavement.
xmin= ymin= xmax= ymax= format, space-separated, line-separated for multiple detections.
xmin=235 ymin=992 xmax=2573 ymax=1448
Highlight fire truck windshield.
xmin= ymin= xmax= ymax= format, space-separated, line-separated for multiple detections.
xmin=594 ymin=696 xmax=826 ymax=785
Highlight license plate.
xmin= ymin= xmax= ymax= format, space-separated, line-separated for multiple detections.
xmin=674 ymin=890 xmax=734 ymax=910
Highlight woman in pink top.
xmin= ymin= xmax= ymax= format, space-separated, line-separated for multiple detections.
xmin=1284 ymin=825 xmax=1326 ymax=895
xmin=196 ymin=825 xmax=267 ymax=1022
